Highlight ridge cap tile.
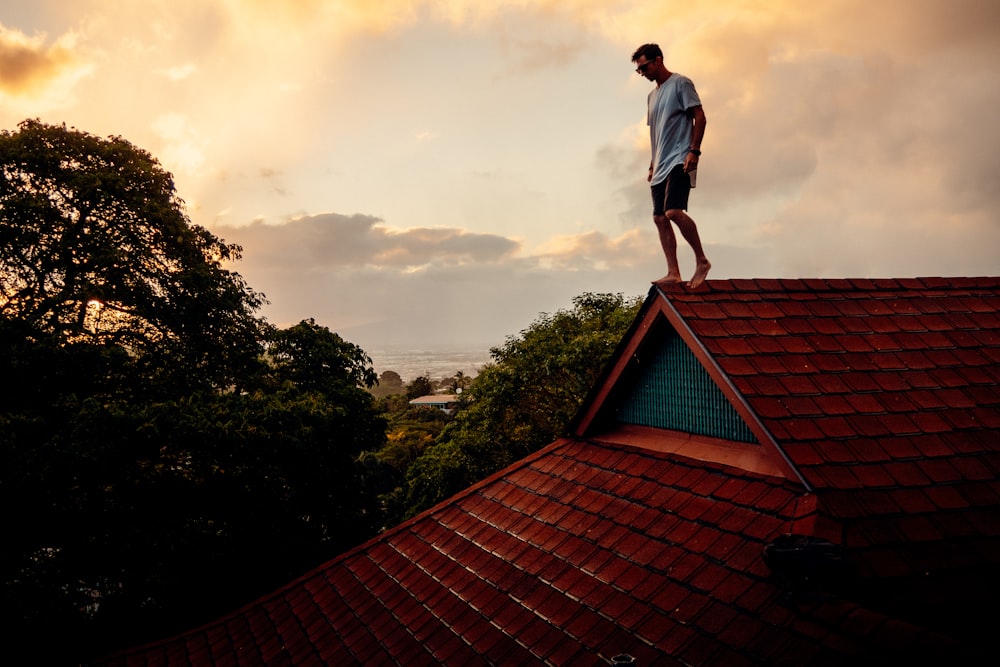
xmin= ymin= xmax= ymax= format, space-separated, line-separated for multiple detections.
xmin=778 ymin=278 xmax=809 ymax=291
xmin=707 ymin=279 xmax=736 ymax=291
xmin=848 ymin=278 xmax=878 ymax=290
xmin=754 ymin=280 xmax=785 ymax=295
xmin=729 ymin=278 xmax=759 ymax=291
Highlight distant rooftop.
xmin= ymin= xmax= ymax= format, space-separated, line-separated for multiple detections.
xmin=408 ymin=394 xmax=460 ymax=406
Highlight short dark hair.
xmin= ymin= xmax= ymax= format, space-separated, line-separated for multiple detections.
xmin=631 ymin=43 xmax=663 ymax=63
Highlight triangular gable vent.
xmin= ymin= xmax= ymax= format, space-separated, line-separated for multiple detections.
xmin=615 ymin=327 xmax=757 ymax=444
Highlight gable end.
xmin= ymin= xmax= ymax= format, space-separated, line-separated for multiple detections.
xmin=573 ymin=288 xmax=807 ymax=486
xmin=616 ymin=325 xmax=758 ymax=443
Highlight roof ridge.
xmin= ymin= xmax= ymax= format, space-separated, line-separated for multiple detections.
xmin=690 ymin=276 xmax=1000 ymax=294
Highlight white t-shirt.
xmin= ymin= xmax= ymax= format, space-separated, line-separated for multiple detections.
xmin=647 ymin=73 xmax=701 ymax=186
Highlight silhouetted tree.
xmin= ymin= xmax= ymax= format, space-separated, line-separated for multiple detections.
xmin=406 ymin=375 xmax=434 ymax=399
xmin=0 ymin=121 xmax=387 ymax=664
xmin=449 ymin=370 xmax=471 ymax=394
xmin=0 ymin=119 xmax=267 ymax=397
xmin=372 ymin=369 xmax=405 ymax=397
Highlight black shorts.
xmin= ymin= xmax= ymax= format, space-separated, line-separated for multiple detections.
xmin=651 ymin=163 xmax=691 ymax=215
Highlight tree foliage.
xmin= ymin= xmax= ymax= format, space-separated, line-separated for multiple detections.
xmin=403 ymin=292 xmax=642 ymax=517
xmin=371 ymin=369 xmax=405 ymax=397
xmin=265 ymin=318 xmax=378 ymax=393
xmin=0 ymin=121 xmax=386 ymax=664
xmin=1 ymin=320 xmax=387 ymax=663
xmin=363 ymin=401 xmax=452 ymax=529
xmin=406 ymin=374 xmax=434 ymax=400
xmin=0 ymin=119 xmax=267 ymax=395
xmin=3 ymin=366 xmax=385 ymax=661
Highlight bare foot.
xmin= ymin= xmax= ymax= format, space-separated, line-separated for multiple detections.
xmin=687 ymin=259 xmax=711 ymax=289
xmin=652 ymin=273 xmax=682 ymax=288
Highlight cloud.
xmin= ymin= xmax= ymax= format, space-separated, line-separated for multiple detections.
xmin=212 ymin=209 xmax=774 ymax=349
xmin=216 ymin=214 xmax=522 ymax=272
xmin=151 ymin=112 xmax=206 ymax=174
xmin=213 ymin=211 xmax=667 ymax=344
xmin=0 ymin=23 xmax=90 ymax=111
xmin=494 ymin=35 xmax=585 ymax=76
xmin=157 ymin=63 xmax=198 ymax=81
xmin=0 ymin=24 xmax=73 ymax=93
xmin=535 ymin=229 xmax=653 ymax=270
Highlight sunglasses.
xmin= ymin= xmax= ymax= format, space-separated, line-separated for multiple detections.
xmin=635 ymin=59 xmax=657 ymax=74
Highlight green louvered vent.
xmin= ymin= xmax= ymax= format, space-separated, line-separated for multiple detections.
xmin=616 ymin=329 xmax=757 ymax=443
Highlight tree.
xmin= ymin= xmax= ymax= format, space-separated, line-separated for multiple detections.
xmin=403 ymin=292 xmax=642 ymax=517
xmin=449 ymin=370 xmax=471 ymax=394
xmin=406 ymin=374 xmax=433 ymax=400
xmin=0 ymin=119 xmax=267 ymax=396
xmin=371 ymin=370 xmax=405 ymax=397
xmin=265 ymin=318 xmax=378 ymax=394
xmin=0 ymin=122 xmax=391 ymax=663
xmin=1 ymin=319 xmax=388 ymax=664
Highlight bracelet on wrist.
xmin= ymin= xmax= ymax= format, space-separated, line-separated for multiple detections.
xmin=689 ymin=149 xmax=701 ymax=156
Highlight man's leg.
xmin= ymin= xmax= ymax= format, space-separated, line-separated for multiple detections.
xmin=665 ymin=208 xmax=711 ymax=289
xmin=653 ymin=213 xmax=682 ymax=286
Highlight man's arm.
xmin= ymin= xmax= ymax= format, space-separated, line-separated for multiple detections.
xmin=684 ymin=105 xmax=706 ymax=173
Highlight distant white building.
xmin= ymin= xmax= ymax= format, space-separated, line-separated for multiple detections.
xmin=408 ymin=394 xmax=460 ymax=415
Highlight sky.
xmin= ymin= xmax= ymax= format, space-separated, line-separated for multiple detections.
xmin=2 ymin=0 xmax=999 ymax=352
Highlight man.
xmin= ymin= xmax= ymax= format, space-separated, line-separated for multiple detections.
xmin=632 ymin=43 xmax=711 ymax=289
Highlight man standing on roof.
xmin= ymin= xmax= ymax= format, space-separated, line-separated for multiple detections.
xmin=632 ymin=43 xmax=711 ymax=290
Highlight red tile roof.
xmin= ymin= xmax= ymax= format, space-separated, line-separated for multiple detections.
xmin=94 ymin=277 xmax=999 ymax=665
xmin=616 ymin=277 xmax=1000 ymax=580
xmin=94 ymin=440 xmax=976 ymax=666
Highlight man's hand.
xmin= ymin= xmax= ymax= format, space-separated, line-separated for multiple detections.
xmin=683 ymin=152 xmax=699 ymax=173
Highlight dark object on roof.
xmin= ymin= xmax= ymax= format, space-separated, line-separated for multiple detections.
xmin=92 ymin=277 xmax=999 ymax=666
xmin=763 ymin=533 xmax=855 ymax=588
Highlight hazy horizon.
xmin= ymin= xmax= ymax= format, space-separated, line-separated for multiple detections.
xmin=366 ymin=342 xmax=493 ymax=384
